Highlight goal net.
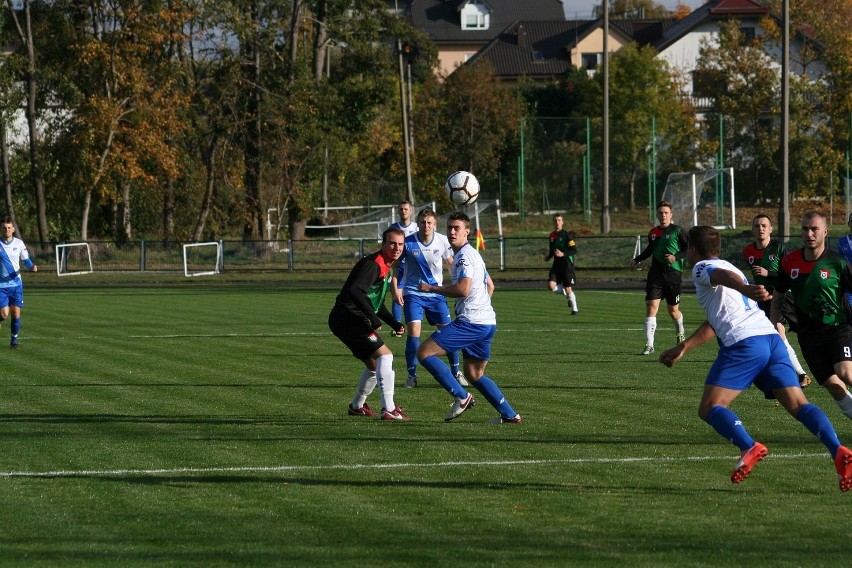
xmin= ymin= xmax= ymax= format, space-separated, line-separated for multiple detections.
xmin=183 ymin=242 xmax=222 ymax=277
xmin=660 ymin=168 xmax=736 ymax=230
xmin=55 ymin=242 xmax=94 ymax=276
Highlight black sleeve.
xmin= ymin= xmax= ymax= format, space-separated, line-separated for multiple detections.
xmin=673 ymin=229 xmax=689 ymax=261
xmin=634 ymin=238 xmax=653 ymax=262
xmin=377 ymin=304 xmax=402 ymax=330
xmin=347 ymin=260 xmax=383 ymax=329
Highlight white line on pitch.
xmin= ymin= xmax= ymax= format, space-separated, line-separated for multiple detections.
xmin=0 ymin=453 xmax=826 ymax=479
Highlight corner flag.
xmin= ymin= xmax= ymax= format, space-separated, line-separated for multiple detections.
xmin=475 ymin=229 xmax=485 ymax=250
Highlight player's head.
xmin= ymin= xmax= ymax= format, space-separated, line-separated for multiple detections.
xmin=687 ymin=225 xmax=720 ymax=263
xmin=553 ymin=214 xmax=563 ymax=230
xmin=656 ymin=201 xmax=673 ymax=227
xmin=751 ymin=214 xmax=773 ymax=240
xmin=446 ymin=212 xmax=471 ymax=248
xmin=397 ymin=200 xmax=413 ymax=223
xmin=417 ymin=208 xmax=437 ymax=238
xmin=381 ymin=227 xmax=405 ymax=262
xmin=801 ymin=211 xmax=828 ymax=251
xmin=1 ymin=218 xmax=14 ymax=240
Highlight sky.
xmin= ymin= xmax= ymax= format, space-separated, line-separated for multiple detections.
xmin=563 ymin=0 xmax=708 ymax=19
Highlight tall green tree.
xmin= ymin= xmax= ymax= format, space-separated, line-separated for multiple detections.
xmin=591 ymin=43 xmax=701 ymax=209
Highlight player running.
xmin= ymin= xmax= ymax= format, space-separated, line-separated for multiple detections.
xmin=1 ymin=217 xmax=38 ymax=349
xmin=545 ymin=214 xmax=579 ymax=316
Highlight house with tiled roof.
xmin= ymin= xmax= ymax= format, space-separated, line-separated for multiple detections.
xmin=653 ymin=0 xmax=827 ymax=109
xmin=406 ymin=0 xmax=566 ymax=77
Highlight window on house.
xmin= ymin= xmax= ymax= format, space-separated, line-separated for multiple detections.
xmin=461 ymin=0 xmax=489 ymax=30
xmin=740 ymin=27 xmax=756 ymax=44
xmin=581 ymin=53 xmax=601 ymax=71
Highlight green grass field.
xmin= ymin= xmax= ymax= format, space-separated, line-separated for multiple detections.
xmin=2 ymin=285 xmax=852 ymax=566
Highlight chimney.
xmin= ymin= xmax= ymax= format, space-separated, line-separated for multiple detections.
xmin=517 ymin=23 xmax=529 ymax=47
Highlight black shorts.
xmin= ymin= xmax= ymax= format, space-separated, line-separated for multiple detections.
xmin=548 ymin=259 xmax=576 ymax=288
xmin=644 ymin=267 xmax=681 ymax=305
xmin=328 ymin=306 xmax=385 ymax=361
xmin=797 ymin=324 xmax=852 ymax=385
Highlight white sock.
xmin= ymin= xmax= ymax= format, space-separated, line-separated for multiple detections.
xmin=376 ymin=354 xmax=396 ymax=411
xmin=782 ymin=338 xmax=806 ymax=375
xmin=567 ymin=292 xmax=577 ymax=312
xmin=352 ymin=368 xmax=376 ymax=409
xmin=644 ymin=317 xmax=657 ymax=346
xmin=674 ymin=314 xmax=685 ymax=335
xmin=836 ymin=393 xmax=852 ymax=420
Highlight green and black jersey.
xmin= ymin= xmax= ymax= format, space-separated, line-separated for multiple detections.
xmin=546 ymin=229 xmax=577 ymax=265
xmin=333 ymin=251 xmax=398 ymax=330
xmin=633 ymin=223 xmax=687 ymax=272
xmin=776 ymin=248 xmax=852 ymax=333
xmin=742 ymin=239 xmax=786 ymax=291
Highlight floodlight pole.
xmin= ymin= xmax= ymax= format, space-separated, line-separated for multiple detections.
xmin=779 ymin=0 xmax=791 ymax=239
xmin=600 ymin=0 xmax=611 ymax=234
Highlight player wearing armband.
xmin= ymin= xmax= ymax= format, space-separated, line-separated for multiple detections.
xmin=329 ymin=227 xmax=408 ymax=421
xmin=1 ymin=218 xmax=38 ymax=349
xmin=545 ymin=214 xmax=579 ymax=316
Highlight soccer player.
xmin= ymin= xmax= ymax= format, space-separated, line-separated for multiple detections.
xmin=629 ymin=201 xmax=687 ymax=355
xmin=545 ymin=214 xmax=579 ymax=315
xmin=416 ymin=211 xmax=521 ymax=424
xmin=328 ymin=227 xmax=409 ymax=421
xmin=742 ymin=214 xmax=811 ymax=387
xmin=393 ymin=208 xmax=463 ymax=389
xmin=388 ymin=200 xmax=418 ymax=329
xmin=1 ymin=217 xmax=38 ymax=349
xmin=772 ymin=211 xmax=852 ymax=421
xmin=659 ymin=225 xmax=852 ymax=491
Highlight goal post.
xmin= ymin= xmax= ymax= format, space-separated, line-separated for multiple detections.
xmin=661 ymin=168 xmax=736 ymax=230
xmin=183 ymin=241 xmax=222 ymax=277
xmin=55 ymin=242 xmax=94 ymax=276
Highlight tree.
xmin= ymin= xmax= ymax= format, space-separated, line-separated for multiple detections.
xmin=592 ymin=43 xmax=701 ymax=209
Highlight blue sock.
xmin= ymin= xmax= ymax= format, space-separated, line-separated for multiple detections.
xmin=392 ymin=302 xmax=402 ymax=323
xmin=796 ymin=403 xmax=842 ymax=458
xmin=472 ymin=375 xmax=517 ymax=419
xmin=405 ymin=336 xmax=420 ymax=378
xmin=705 ymin=406 xmax=754 ymax=451
xmin=448 ymin=350 xmax=460 ymax=376
xmin=420 ymin=355 xmax=468 ymax=399
xmin=11 ymin=317 xmax=20 ymax=342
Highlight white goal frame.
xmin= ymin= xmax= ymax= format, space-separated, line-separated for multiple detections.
xmin=661 ymin=168 xmax=736 ymax=230
xmin=55 ymin=242 xmax=94 ymax=276
xmin=183 ymin=241 xmax=222 ymax=277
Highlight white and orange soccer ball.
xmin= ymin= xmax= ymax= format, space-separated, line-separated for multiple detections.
xmin=444 ymin=171 xmax=480 ymax=206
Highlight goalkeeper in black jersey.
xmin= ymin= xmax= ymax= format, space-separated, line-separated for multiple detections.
xmin=629 ymin=201 xmax=688 ymax=355
xmin=545 ymin=214 xmax=579 ymax=315
xmin=329 ymin=227 xmax=408 ymax=421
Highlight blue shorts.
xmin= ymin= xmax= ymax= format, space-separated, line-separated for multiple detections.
xmin=0 ymin=284 xmax=23 ymax=309
xmin=403 ymin=293 xmax=451 ymax=326
xmin=430 ymin=320 xmax=495 ymax=361
xmin=706 ymin=334 xmax=799 ymax=397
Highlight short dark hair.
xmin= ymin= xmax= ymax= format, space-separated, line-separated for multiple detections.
xmin=751 ymin=214 xmax=772 ymax=225
xmin=417 ymin=207 xmax=437 ymax=221
xmin=382 ymin=226 xmax=405 ymax=243
xmin=688 ymin=225 xmax=721 ymax=258
xmin=802 ymin=211 xmax=826 ymax=225
xmin=447 ymin=211 xmax=470 ymax=229
xmin=397 ymin=200 xmax=412 ymax=207
xmin=656 ymin=201 xmax=672 ymax=210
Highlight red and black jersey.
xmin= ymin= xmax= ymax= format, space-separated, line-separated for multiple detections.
xmin=776 ymin=248 xmax=852 ymax=333
xmin=742 ymin=239 xmax=786 ymax=291
xmin=333 ymin=251 xmax=399 ymax=330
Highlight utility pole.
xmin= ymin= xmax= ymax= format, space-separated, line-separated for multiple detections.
xmin=395 ymin=1 xmax=414 ymax=203
xmin=601 ymin=0 xmax=611 ymax=234
xmin=779 ymin=0 xmax=791 ymax=239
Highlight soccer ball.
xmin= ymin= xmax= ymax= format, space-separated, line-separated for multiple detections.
xmin=445 ymin=171 xmax=480 ymax=206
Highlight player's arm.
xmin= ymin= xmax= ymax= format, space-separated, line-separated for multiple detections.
xmin=659 ymin=321 xmax=716 ymax=367
xmin=419 ymin=276 xmax=471 ymax=298
xmin=377 ymin=304 xmax=404 ymax=334
xmin=346 ymin=264 xmax=384 ymax=329
xmin=629 ymin=238 xmax=653 ymax=267
xmin=709 ymin=267 xmax=771 ymax=303
xmin=486 ymin=273 xmax=494 ymax=298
